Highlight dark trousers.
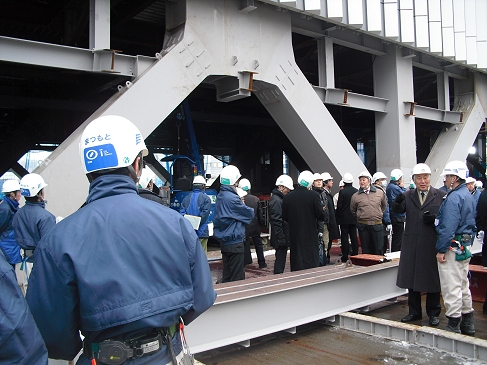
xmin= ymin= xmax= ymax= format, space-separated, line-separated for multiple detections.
xmin=357 ymin=223 xmax=383 ymax=255
xmin=274 ymin=247 xmax=288 ymax=274
xmin=340 ymin=224 xmax=359 ymax=261
xmin=407 ymin=289 xmax=441 ymax=317
xmin=482 ymin=235 xmax=487 ymax=266
xmin=249 ymin=235 xmax=265 ymax=266
xmin=391 ymin=217 xmax=405 ymax=252
xmin=221 ymin=242 xmax=245 ymax=283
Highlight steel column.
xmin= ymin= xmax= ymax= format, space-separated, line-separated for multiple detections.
xmin=89 ymin=0 xmax=111 ymax=50
xmin=373 ymin=44 xmax=416 ymax=178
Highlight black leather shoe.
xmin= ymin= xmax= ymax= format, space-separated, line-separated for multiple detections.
xmin=259 ymin=263 xmax=267 ymax=269
xmin=429 ymin=316 xmax=440 ymax=326
xmin=401 ymin=314 xmax=422 ymax=323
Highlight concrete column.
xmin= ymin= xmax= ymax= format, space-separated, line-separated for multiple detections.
xmin=373 ymin=44 xmax=416 ymax=177
xmin=437 ymin=72 xmax=450 ymax=110
xmin=317 ymin=37 xmax=335 ymax=88
xmin=89 ymin=0 xmax=110 ymax=50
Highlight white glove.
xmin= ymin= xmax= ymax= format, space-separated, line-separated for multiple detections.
xmin=477 ymin=230 xmax=485 ymax=242
xmin=386 ymin=224 xmax=393 ymax=232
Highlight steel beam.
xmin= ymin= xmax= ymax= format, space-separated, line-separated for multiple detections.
xmin=185 ymin=262 xmax=406 ymax=353
xmin=336 ymin=312 xmax=487 ymax=362
xmin=0 ymin=36 xmax=155 ymax=77
xmin=426 ymin=73 xmax=487 ymax=188
xmin=313 ymin=86 xmax=388 ymax=112
xmin=403 ymin=102 xmax=463 ymax=124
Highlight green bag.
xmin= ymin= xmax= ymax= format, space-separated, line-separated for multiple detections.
xmin=455 ymin=246 xmax=472 ymax=261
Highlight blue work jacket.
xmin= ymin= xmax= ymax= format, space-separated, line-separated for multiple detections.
xmin=180 ymin=189 xmax=212 ymax=238
xmin=472 ymin=189 xmax=481 ymax=204
xmin=0 ymin=251 xmax=47 ymax=365
xmin=435 ymin=183 xmax=477 ymax=253
xmin=0 ymin=197 xmax=21 ymax=264
xmin=386 ymin=182 xmax=407 ymax=219
xmin=26 ymin=175 xmax=216 ymax=363
xmin=12 ymin=201 xmax=56 ymax=253
xmin=213 ymin=185 xmax=254 ymax=246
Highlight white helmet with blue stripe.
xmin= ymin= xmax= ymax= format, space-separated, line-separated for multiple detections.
xmin=80 ymin=115 xmax=148 ymax=175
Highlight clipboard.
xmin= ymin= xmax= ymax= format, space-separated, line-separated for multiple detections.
xmin=184 ymin=214 xmax=201 ymax=230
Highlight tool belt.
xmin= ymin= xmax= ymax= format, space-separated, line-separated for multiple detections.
xmin=450 ymin=236 xmax=473 ymax=261
xmin=83 ymin=324 xmax=177 ymax=365
xmin=357 ymin=220 xmax=382 ymax=226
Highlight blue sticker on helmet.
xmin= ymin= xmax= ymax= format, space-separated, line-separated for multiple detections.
xmin=84 ymin=144 xmax=118 ymax=172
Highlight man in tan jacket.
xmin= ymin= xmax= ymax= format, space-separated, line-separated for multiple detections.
xmin=350 ymin=170 xmax=387 ymax=255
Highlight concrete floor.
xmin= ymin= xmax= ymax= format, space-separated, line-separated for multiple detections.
xmin=200 ymin=243 xmax=487 ymax=364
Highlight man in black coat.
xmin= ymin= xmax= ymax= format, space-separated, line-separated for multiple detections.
xmin=269 ymin=174 xmax=294 ymax=274
xmin=282 ymin=171 xmax=326 ymax=271
xmin=322 ymin=172 xmax=340 ymax=263
xmin=336 ymin=173 xmax=358 ymax=261
xmin=312 ymin=173 xmax=330 ymax=266
xmin=393 ymin=163 xmax=446 ymax=327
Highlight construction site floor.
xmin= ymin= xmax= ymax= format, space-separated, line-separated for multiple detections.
xmin=198 ymin=243 xmax=487 ymax=364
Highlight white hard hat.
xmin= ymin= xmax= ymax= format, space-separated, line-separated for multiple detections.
xmin=390 ymin=169 xmax=404 ymax=181
xmin=475 ymin=181 xmax=483 ymax=188
xmin=2 ymin=179 xmax=20 ymax=193
xmin=220 ymin=165 xmax=241 ymax=186
xmin=238 ymin=178 xmax=251 ymax=191
xmin=80 ymin=115 xmax=148 ymax=174
xmin=358 ymin=170 xmax=372 ymax=180
xmin=412 ymin=163 xmax=431 ymax=176
xmin=342 ymin=173 xmax=353 ymax=184
xmin=20 ymin=173 xmax=47 ymax=197
xmin=339 ymin=180 xmax=345 ymax=187
xmin=275 ymin=174 xmax=294 ymax=190
xmin=313 ymin=173 xmax=322 ymax=181
xmin=441 ymin=160 xmax=469 ymax=180
xmin=466 ymin=177 xmax=476 ymax=184
xmin=297 ymin=170 xmax=314 ymax=188
xmin=139 ymin=167 xmax=156 ymax=189
xmin=372 ymin=172 xmax=387 ymax=183
xmin=193 ymin=175 xmax=206 ymax=185
xmin=321 ymin=172 xmax=333 ymax=181
xmin=236 ymin=187 xmax=247 ymax=198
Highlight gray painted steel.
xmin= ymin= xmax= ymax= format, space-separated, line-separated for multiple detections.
xmin=185 ymin=261 xmax=406 ymax=353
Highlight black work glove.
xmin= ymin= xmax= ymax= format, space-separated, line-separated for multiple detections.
xmin=423 ymin=211 xmax=436 ymax=225
xmin=395 ymin=193 xmax=405 ymax=204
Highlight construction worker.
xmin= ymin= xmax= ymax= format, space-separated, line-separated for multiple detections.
xmin=282 ymin=170 xmax=326 ymax=271
xmin=386 ymin=169 xmax=407 ymax=252
xmin=350 ymin=171 xmax=387 ymax=255
xmin=336 ymin=173 xmax=358 ymax=261
xmin=269 ymin=174 xmax=293 ymax=274
xmin=25 ymin=115 xmax=216 ymax=364
xmin=372 ymin=172 xmax=392 ymax=254
xmin=12 ymin=173 xmax=55 ymax=263
xmin=466 ymin=177 xmax=481 ymax=203
xmin=0 ymin=179 xmax=22 ymax=269
xmin=213 ymin=165 xmax=254 ymax=283
xmin=180 ymin=175 xmax=212 ymax=253
xmin=435 ymin=160 xmax=476 ymax=335
xmin=238 ymin=178 xmax=266 ymax=268
xmin=0 ymin=250 xmax=48 ymax=364
xmin=394 ymin=163 xmax=446 ymax=327
xmin=312 ymin=173 xmax=329 ymax=266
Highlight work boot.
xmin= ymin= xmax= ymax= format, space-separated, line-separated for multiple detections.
xmin=460 ymin=312 xmax=475 ymax=336
xmin=445 ymin=316 xmax=461 ymax=333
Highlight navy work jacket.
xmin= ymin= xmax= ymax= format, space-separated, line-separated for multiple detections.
xmin=0 ymin=251 xmax=48 ymax=364
xmin=213 ymin=185 xmax=254 ymax=246
xmin=26 ymin=175 xmax=216 ymax=363
xmin=0 ymin=197 xmax=21 ymax=264
xmin=180 ymin=189 xmax=212 ymax=238
xmin=436 ymin=183 xmax=477 ymax=253
xmin=12 ymin=200 xmax=56 ymax=251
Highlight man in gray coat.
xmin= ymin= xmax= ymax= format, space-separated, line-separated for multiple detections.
xmin=393 ymin=163 xmax=446 ymax=326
